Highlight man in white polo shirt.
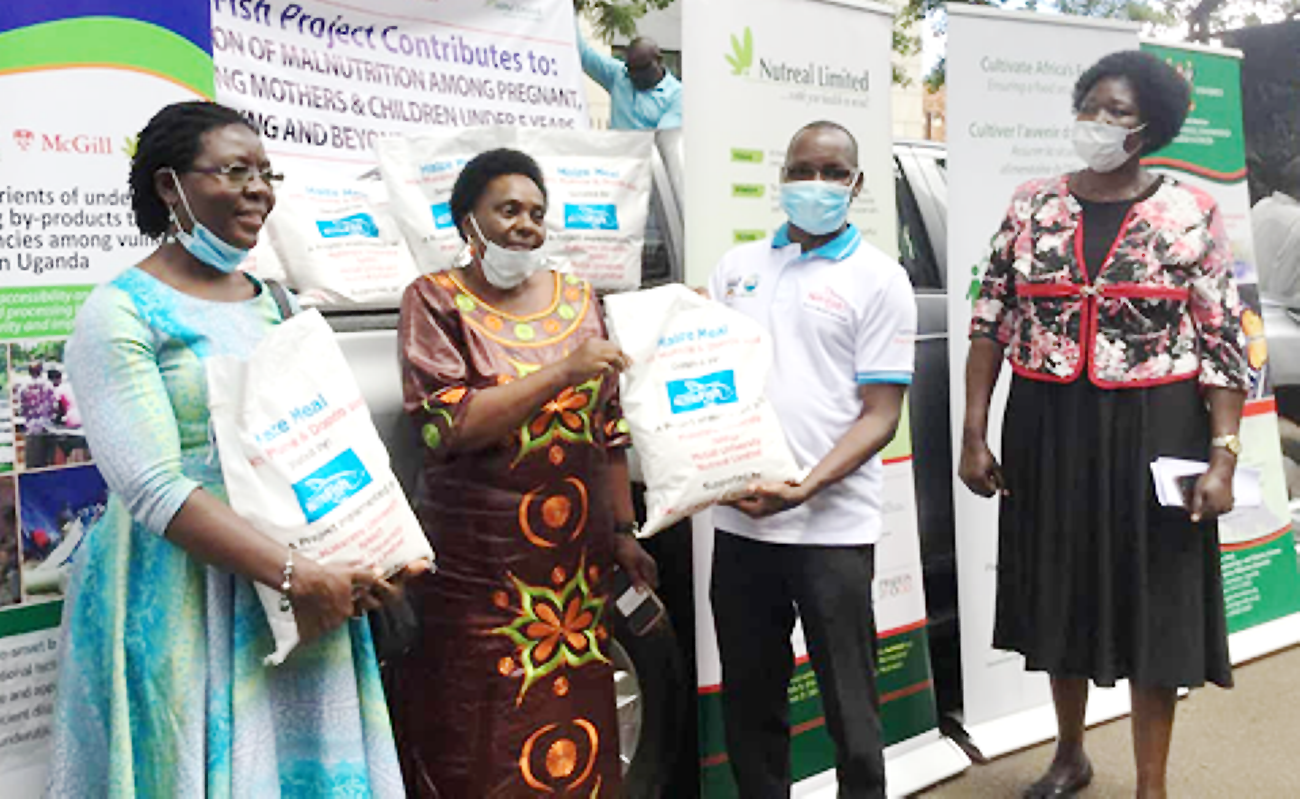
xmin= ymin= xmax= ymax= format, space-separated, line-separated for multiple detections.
xmin=706 ymin=120 xmax=916 ymax=799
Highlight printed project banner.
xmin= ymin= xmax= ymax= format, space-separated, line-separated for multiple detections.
xmin=211 ymin=0 xmax=590 ymax=168
xmin=684 ymin=1 xmax=967 ymax=796
xmin=0 ymin=4 xmax=213 ymax=794
xmin=1140 ymin=41 xmax=1300 ymax=654
xmin=945 ymin=5 xmax=1138 ymax=757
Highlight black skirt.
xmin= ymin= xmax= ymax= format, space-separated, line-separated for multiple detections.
xmin=993 ymin=375 xmax=1232 ymax=689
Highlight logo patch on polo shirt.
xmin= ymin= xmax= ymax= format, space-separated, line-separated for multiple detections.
xmin=666 ymin=371 xmax=738 ymax=414
xmin=801 ymin=285 xmax=851 ymax=322
xmin=725 ymin=274 xmax=761 ymax=299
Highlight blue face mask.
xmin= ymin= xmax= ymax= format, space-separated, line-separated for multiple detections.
xmin=779 ymin=179 xmax=855 ymax=236
xmin=167 ymin=169 xmax=250 ymax=274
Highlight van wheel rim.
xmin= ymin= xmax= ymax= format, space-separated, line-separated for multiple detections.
xmin=611 ymin=640 xmax=643 ymax=773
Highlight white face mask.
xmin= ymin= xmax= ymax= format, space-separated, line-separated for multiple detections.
xmin=1072 ymin=120 xmax=1145 ymax=174
xmin=469 ymin=213 xmax=545 ymax=290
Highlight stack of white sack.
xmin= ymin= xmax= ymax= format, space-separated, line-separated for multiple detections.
xmin=264 ymin=165 xmax=420 ymax=305
xmin=604 ymin=284 xmax=803 ymax=536
xmin=375 ymin=127 xmax=652 ymax=290
xmin=207 ymin=309 xmax=434 ymax=665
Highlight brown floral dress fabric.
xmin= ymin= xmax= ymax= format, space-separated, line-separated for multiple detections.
xmin=392 ymin=270 xmax=628 ymax=798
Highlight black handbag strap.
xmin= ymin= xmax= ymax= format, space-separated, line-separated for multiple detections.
xmin=264 ymin=278 xmax=296 ymax=320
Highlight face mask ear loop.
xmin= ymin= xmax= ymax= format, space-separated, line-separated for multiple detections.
xmin=166 ymin=168 xmax=199 ymax=236
xmin=848 ymin=168 xmax=863 ymax=200
xmin=468 ymin=213 xmax=491 ymax=260
xmin=1126 ymin=123 xmax=1148 ymax=154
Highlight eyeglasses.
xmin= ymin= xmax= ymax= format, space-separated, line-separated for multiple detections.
xmin=781 ymin=165 xmax=858 ymax=184
xmin=189 ymin=163 xmax=284 ymax=188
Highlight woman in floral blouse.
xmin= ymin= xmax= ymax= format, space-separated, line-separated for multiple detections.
xmin=392 ymin=148 xmax=657 ymax=797
xmin=960 ymin=51 xmax=1248 ymax=799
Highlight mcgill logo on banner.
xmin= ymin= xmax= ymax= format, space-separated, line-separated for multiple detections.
xmin=10 ymin=129 xmax=113 ymax=155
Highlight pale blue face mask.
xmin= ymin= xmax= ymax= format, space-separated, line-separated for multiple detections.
xmin=779 ymin=178 xmax=856 ymax=236
xmin=166 ymin=168 xmax=250 ymax=274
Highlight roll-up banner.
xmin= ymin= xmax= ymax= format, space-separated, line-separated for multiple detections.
xmin=0 ymin=4 xmax=214 ymax=794
xmin=1139 ymin=40 xmax=1300 ymax=660
xmin=683 ymin=1 xmax=968 ymax=795
xmin=945 ymin=5 xmax=1139 ymax=759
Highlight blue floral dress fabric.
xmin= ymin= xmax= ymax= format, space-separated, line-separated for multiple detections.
xmin=46 ymin=267 xmax=403 ymax=798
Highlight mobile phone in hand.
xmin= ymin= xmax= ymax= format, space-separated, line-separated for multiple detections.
xmin=609 ymin=566 xmax=665 ymax=637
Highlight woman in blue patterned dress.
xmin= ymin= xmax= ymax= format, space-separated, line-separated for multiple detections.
xmin=47 ymin=101 xmax=411 ymax=797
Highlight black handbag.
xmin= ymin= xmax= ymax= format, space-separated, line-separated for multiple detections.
xmin=263 ymin=279 xmax=422 ymax=664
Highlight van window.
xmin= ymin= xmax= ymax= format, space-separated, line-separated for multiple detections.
xmin=641 ymin=185 xmax=672 ymax=286
xmin=894 ymin=158 xmax=942 ymax=290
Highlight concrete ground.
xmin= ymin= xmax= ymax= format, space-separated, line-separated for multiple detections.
xmin=917 ymin=644 xmax=1300 ymax=797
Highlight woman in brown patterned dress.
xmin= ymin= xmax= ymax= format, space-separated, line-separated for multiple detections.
xmin=392 ymin=148 xmax=658 ymax=798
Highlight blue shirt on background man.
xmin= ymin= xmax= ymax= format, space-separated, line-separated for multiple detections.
xmin=577 ymin=31 xmax=682 ymax=130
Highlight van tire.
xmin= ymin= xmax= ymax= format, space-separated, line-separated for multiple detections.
xmin=613 ymin=614 xmax=687 ymax=799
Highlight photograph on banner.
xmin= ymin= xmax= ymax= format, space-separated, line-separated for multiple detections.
xmin=211 ymin=0 xmax=590 ymax=168
xmin=1 ymin=477 xmax=18 ymax=608
xmin=0 ymin=345 xmax=13 ymax=474
xmin=18 ymin=465 xmax=106 ymax=601
xmin=9 ymin=341 xmax=88 ymax=473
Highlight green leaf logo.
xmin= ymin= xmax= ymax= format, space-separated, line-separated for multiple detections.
xmin=122 ymin=134 xmax=139 ymax=159
xmin=725 ymin=26 xmax=753 ymax=76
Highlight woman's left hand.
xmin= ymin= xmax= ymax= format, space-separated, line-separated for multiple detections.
xmin=1190 ymin=460 xmax=1235 ymax=523
xmin=613 ymin=535 xmax=659 ymax=591
xmin=353 ymin=560 xmax=433 ymax=614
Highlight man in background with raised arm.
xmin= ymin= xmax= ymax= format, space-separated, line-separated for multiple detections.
xmin=576 ymin=22 xmax=681 ymax=130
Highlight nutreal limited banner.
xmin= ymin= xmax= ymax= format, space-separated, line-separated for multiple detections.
xmin=683 ymin=1 xmax=968 ymax=795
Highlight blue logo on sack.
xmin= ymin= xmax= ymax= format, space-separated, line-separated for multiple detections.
xmin=666 ymin=370 xmax=738 ymax=414
xmin=292 ymin=449 xmax=372 ymax=523
xmin=431 ymin=202 xmax=455 ymax=229
xmin=316 ymin=213 xmax=380 ymax=239
xmin=564 ymin=203 xmax=619 ymax=231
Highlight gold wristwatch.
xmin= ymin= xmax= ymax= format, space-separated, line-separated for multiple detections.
xmin=1210 ymin=434 xmax=1242 ymax=457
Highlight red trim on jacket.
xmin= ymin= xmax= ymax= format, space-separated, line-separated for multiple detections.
xmin=1011 ymin=213 xmax=1198 ymax=389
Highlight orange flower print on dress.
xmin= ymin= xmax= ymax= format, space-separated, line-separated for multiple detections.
xmin=515 ymin=378 xmax=601 ymax=464
xmin=437 ymin=386 xmax=468 ymax=404
xmin=531 ymin=387 xmax=590 ymax=438
xmin=492 ymin=558 xmax=608 ymax=703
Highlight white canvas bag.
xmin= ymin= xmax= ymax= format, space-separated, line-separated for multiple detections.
xmin=604 ymin=285 xmax=803 ymax=536
xmin=207 ymin=308 xmax=433 ymax=664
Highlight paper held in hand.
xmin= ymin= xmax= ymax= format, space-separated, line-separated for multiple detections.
xmin=208 ymin=309 xmax=434 ymax=665
xmin=1150 ymin=456 xmax=1263 ymax=516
